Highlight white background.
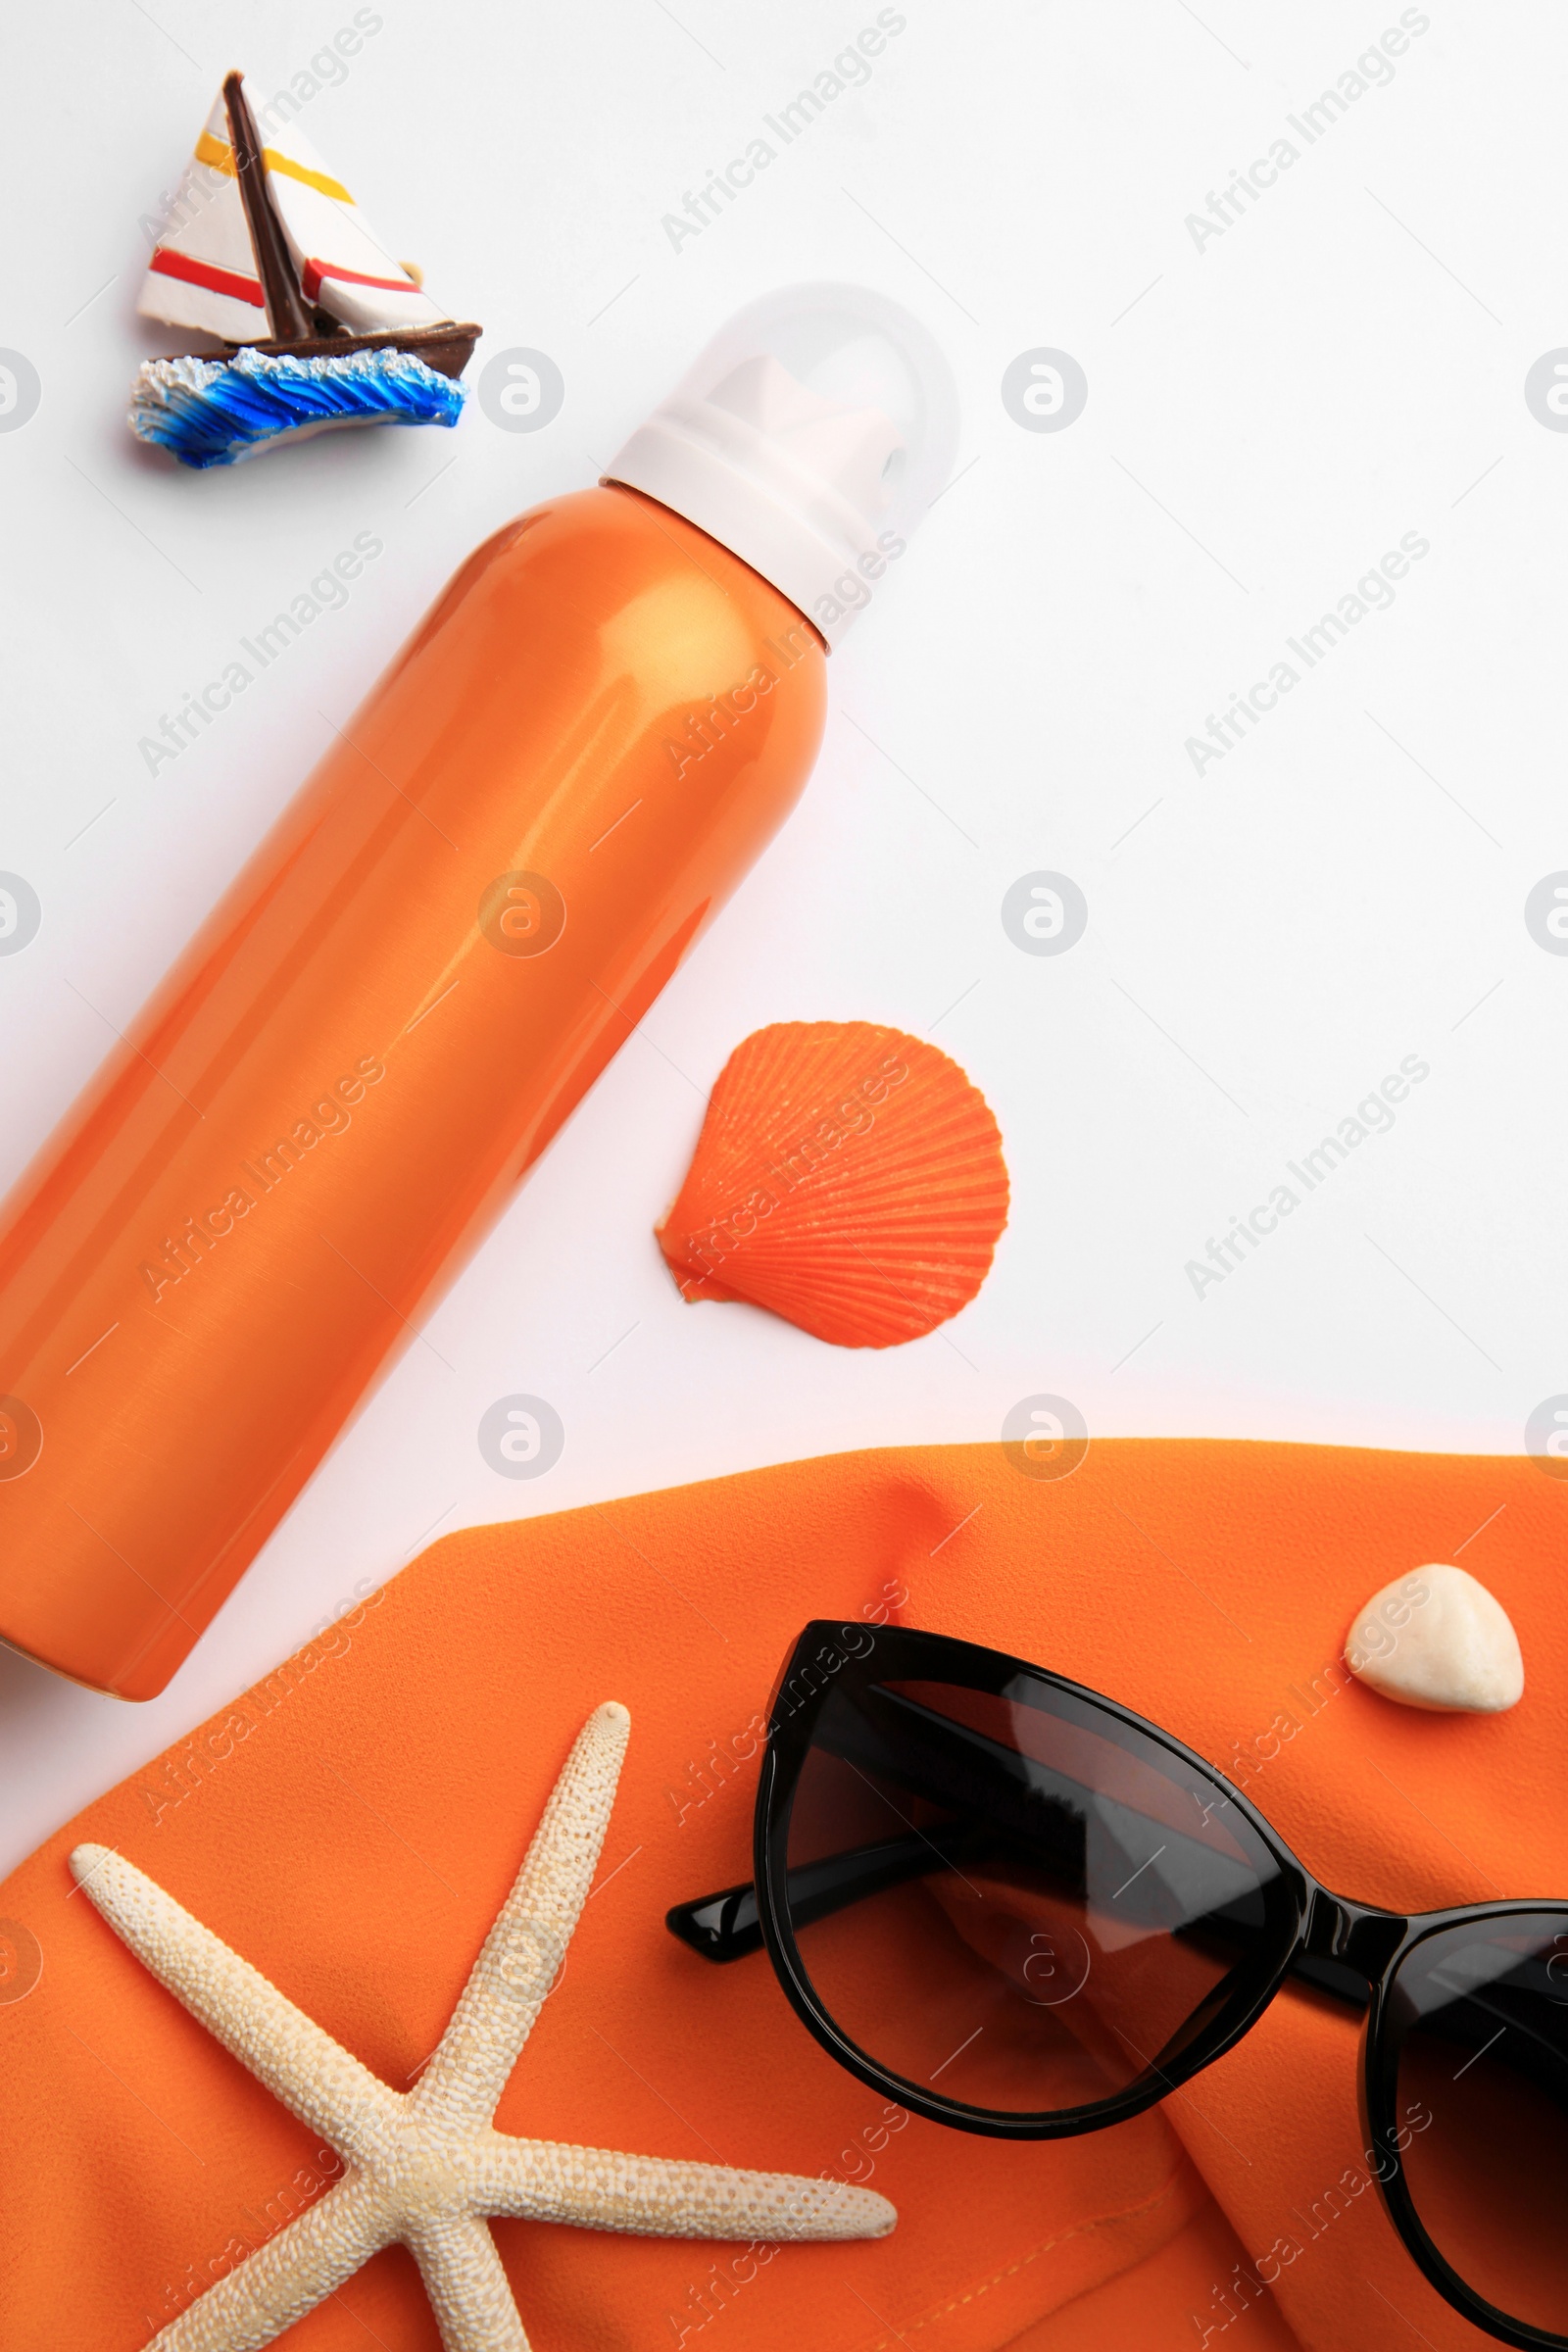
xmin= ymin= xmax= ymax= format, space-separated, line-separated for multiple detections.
xmin=1 ymin=0 xmax=1563 ymax=1875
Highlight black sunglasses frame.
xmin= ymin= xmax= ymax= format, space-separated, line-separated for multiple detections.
xmin=666 ymin=1620 xmax=1568 ymax=2352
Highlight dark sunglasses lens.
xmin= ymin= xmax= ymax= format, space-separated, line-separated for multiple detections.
xmin=1389 ymin=1915 xmax=1568 ymax=2339
xmin=779 ymin=1670 xmax=1289 ymax=2118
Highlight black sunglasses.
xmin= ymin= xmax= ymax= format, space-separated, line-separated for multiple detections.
xmin=666 ymin=1621 xmax=1568 ymax=2350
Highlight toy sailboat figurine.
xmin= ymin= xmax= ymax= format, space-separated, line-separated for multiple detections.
xmin=130 ymin=72 xmax=480 ymax=468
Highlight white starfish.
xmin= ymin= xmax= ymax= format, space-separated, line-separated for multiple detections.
xmin=71 ymin=1702 xmax=894 ymax=2351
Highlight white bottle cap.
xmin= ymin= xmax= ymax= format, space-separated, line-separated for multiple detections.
xmin=607 ymin=282 xmax=958 ymax=650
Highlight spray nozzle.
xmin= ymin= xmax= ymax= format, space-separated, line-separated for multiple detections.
xmin=608 ymin=283 xmax=958 ymax=648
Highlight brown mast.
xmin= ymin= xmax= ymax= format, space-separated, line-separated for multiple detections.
xmin=221 ymin=71 xmax=312 ymax=343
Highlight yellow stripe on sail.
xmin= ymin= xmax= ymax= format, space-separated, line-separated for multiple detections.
xmin=264 ymin=149 xmax=354 ymax=202
xmin=192 ymin=127 xmax=353 ymax=204
xmin=194 ymin=129 xmax=236 ymax=175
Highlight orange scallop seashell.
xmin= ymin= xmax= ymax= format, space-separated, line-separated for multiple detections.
xmin=655 ymin=1021 xmax=1009 ymax=1348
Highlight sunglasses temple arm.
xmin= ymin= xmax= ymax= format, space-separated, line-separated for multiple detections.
xmin=665 ymin=1878 xmax=765 ymax=1962
xmin=665 ymin=1832 xmax=954 ymax=1963
xmin=668 ymin=1874 xmax=1380 ymax=2028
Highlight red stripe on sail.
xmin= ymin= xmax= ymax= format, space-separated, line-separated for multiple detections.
xmin=302 ymin=257 xmax=416 ymax=301
xmin=150 ymin=248 xmax=268 ymax=309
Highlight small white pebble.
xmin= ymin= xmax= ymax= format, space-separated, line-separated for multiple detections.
xmin=1345 ymin=1563 xmax=1523 ymax=1713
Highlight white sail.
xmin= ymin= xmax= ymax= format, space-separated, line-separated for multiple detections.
xmin=137 ymin=93 xmax=271 ymax=341
xmin=259 ymin=118 xmax=448 ymax=337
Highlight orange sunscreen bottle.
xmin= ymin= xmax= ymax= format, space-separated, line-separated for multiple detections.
xmin=0 ymin=287 xmax=956 ymax=1696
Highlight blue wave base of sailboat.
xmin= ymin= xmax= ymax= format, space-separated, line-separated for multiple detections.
xmin=129 ymin=345 xmax=466 ymax=470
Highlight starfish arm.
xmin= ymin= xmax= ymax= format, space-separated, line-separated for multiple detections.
xmin=71 ymin=1844 xmax=402 ymax=2167
xmin=474 ymin=2135 xmax=897 ymax=2241
xmin=416 ymin=1702 xmax=629 ymax=2132
xmin=404 ymin=2212 xmax=531 ymax=2352
xmin=145 ymin=2173 xmax=388 ymax=2352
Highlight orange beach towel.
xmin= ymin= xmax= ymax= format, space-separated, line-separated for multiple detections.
xmin=0 ymin=1439 xmax=1560 ymax=2350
